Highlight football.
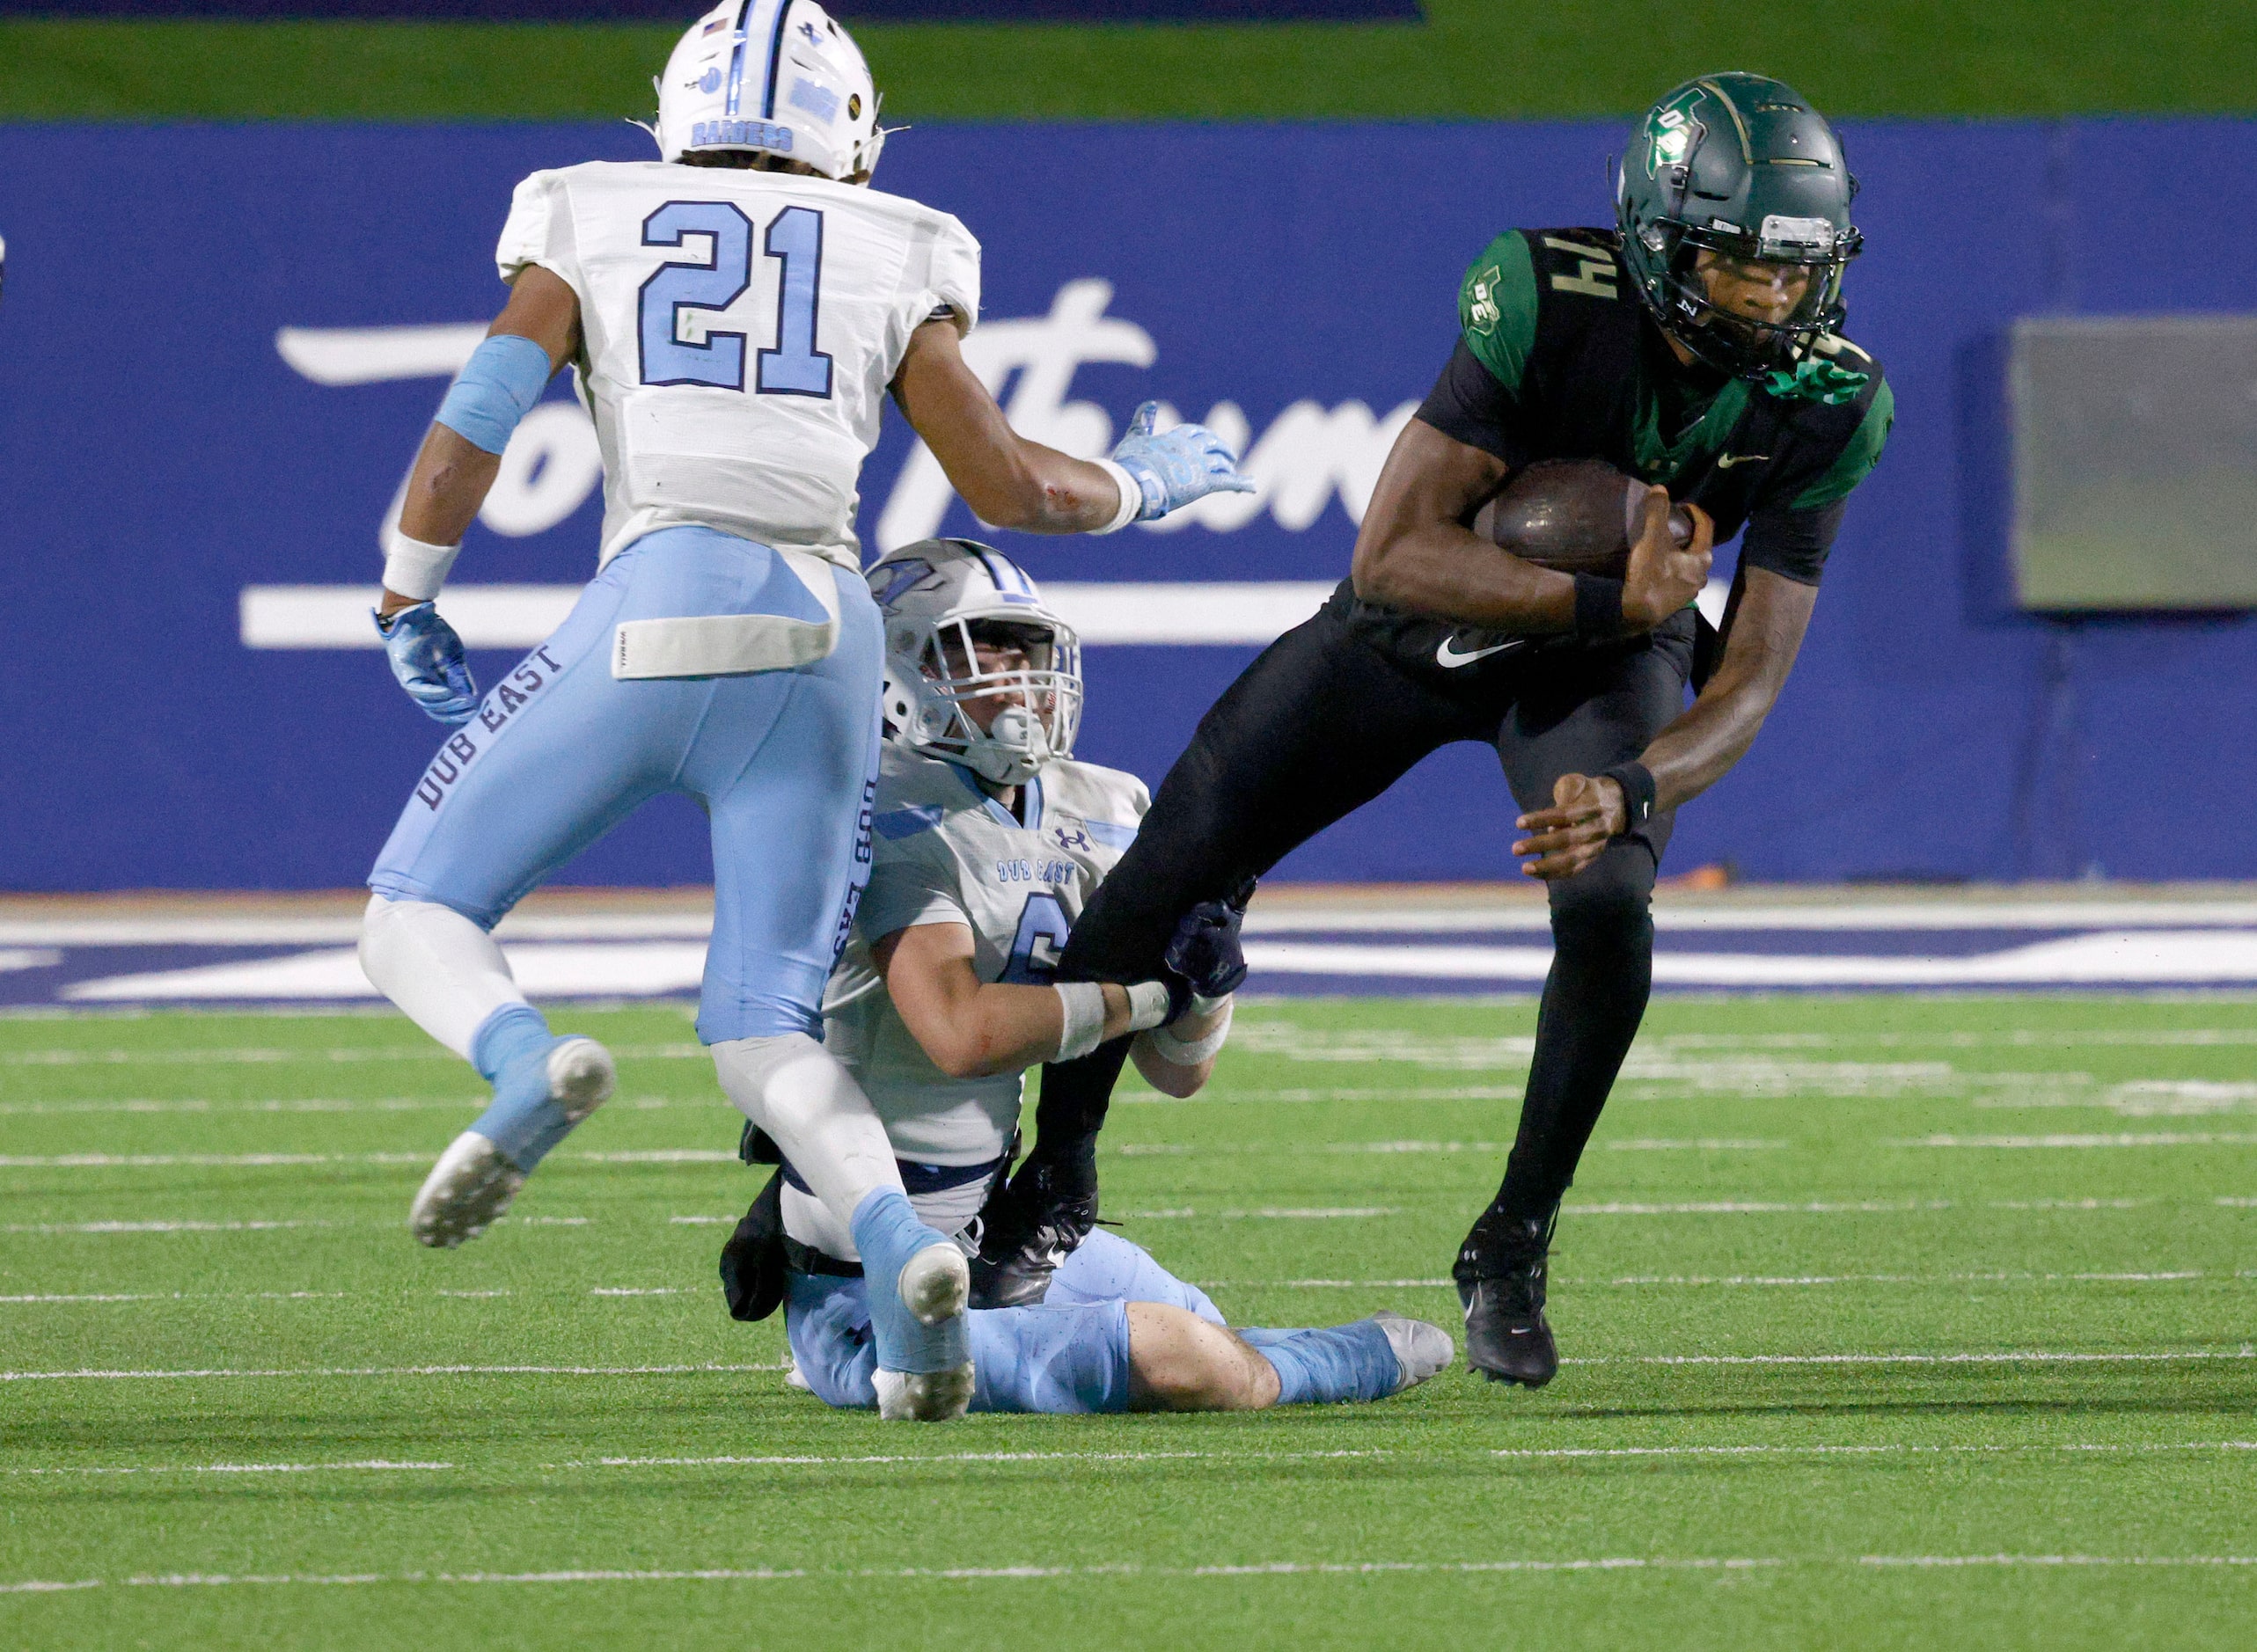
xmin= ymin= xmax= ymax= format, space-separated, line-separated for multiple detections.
xmin=1473 ymin=457 xmax=1696 ymax=578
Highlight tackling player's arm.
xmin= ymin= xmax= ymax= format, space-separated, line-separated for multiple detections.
xmin=875 ymin=922 xmax=1223 ymax=1093
xmin=890 ymin=318 xmax=1252 ymax=537
xmin=378 ymin=267 xmax=582 ymax=618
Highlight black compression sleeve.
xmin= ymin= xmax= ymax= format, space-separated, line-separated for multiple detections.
xmin=1739 ymin=498 xmax=1847 ymax=586
xmin=1415 ymin=339 xmax=1530 ymax=464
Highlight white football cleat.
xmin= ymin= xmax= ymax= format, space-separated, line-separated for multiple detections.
xmin=870 ymin=1243 xmax=974 ymax=1420
xmin=545 ymin=1036 xmax=619 ymax=1125
xmin=409 ymin=1130 xmax=524 ymax=1249
xmin=408 ymin=1038 xmax=616 ymax=1248
xmin=1372 ymin=1310 xmax=1456 ymax=1393
xmin=874 ymin=1363 xmax=976 ymax=1422
xmin=898 ymin=1241 xmax=971 ymax=1326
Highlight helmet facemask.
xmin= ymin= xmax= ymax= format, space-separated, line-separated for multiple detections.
xmin=1643 ymin=216 xmax=1859 ymax=379
xmin=890 ymin=614 xmax=1084 ymax=788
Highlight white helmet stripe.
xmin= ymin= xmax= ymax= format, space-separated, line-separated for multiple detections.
xmin=973 ymin=547 xmax=1041 ymax=606
xmin=725 ymin=0 xmax=792 ymax=121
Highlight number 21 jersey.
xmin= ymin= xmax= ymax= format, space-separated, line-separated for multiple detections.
xmin=495 ymin=160 xmax=981 ymax=573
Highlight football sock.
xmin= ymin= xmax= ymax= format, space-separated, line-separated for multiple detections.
xmin=358 ymin=894 xmax=528 ymax=1060
xmin=712 ymin=1034 xmax=903 ymax=1236
xmin=1239 ymin=1322 xmax=1403 ymax=1404
xmin=849 ymin=1188 xmax=971 ymax=1377
xmin=1493 ymin=873 xmax=1653 ymax=1227
xmin=465 ymin=1004 xmax=581 ymax=1170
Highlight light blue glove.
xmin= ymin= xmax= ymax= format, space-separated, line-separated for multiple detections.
xmin=374 ymin=602 xmax=479 ymax=727
xmin=1109 ymin=401 xmax=1257 ymax=522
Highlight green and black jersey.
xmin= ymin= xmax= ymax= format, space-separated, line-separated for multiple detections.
xmin=1419 ymin=227 xmax=1894 ymax=586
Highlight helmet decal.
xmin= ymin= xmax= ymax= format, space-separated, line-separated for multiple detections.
xmin=872 ymin=558 xmax=939 ymax=609
xmin=1642 ymin=88 xmax=1706 ymax=179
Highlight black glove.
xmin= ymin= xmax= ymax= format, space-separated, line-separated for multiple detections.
xmin=1161 ymin=877 xmax=1256 ymax=1012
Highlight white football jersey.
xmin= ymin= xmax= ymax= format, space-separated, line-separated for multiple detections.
xmin=822 ymin=743 xmax=1151 ymax=1167
xmin=495 ymin=160 xmax=980 ymax=572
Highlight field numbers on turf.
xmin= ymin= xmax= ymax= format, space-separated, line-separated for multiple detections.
xmin=637 ymin=201 xmax=832 ymax=396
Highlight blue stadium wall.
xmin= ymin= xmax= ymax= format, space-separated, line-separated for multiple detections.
xmin=3 ymin=120 xmax=2253 ymax=890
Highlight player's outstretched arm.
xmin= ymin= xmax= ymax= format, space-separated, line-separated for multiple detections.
xmin=1510 ymin=567 xmax=1819 ymax=881
xmin=875 ymin=922 xmax=1173 ymax=1079
xmin=891 ymin=319 xmax=1251 ymax=536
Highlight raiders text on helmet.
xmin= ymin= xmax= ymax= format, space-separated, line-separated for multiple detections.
xmin=656 ymin=1 xmax=886 ymax=182
xmin=1615 ymin=72 xmax=1863 ymax=381
xmin=868 ymin=540 xmax=1083 ymax=788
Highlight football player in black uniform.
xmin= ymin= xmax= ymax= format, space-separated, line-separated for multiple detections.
xmin=980 ymin=74 xmax=1895 ymax=1387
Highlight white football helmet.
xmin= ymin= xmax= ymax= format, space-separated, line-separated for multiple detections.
xmin=868 ymin=540 xmax=1083 ymax=788
xmin=656 ymin=0 xmax=886 ymax=182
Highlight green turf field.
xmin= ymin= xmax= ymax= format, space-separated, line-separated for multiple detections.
xmin=2 ymin=993 xmax=2253 ymax=1647
xmin=4 ymin=2 xmax=2254 ymax=120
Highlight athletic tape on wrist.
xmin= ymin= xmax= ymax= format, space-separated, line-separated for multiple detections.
xmin=1149 ymin=1002 xmax=1232 ymax=1066
xmin=1597 ymin=761 xmax=1657 ymax=833
xmin=434 ymin=333 xmax=553 ymax=457
xmin=1572 ymin=574 xmax=1630 ymax=641
xmin=382 ymin=531 xmax=462 ymax=603
xmin=1091 ymin=459 xmax=1145 ymax=535
xmin=1052 ymin=981 xmax=1108 ymax=1063
xmin=1123 ymin=979 xmax=1174 ymax=1034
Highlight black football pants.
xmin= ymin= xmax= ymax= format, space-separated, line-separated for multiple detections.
xmin=1044 ymin=599 xmax=1694 ymax=1239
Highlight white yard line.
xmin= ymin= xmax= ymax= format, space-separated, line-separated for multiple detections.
xmin=8 ymin=1553 xmax=2255 ymax=1593
xmin=1900 ymin=1132 xmax=2257 ymax=1149
xmin=1492 ymin=1442 xmax=2257 ymax=1462
xmin=0 ymin=1363 xmax=785 ymax=1382
xmin=0 ymin=1042 xmax=705 ymax=1068
xmin=1577 ymin=1349 xmax=2255 ymax=1368
xmin=6 ymin=1460 xmax=452 ymax=1478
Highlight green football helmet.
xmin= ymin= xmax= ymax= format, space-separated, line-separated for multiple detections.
xmin=1615 ymin=72 xmax=1862 ymax=381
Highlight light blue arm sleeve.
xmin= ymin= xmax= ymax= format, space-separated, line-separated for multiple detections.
xmin=434 ymin=333 xmax=553 ymax=456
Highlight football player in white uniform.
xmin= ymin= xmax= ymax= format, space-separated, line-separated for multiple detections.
xmin=355 ymin=1 xmax=1252 ymax=1420
xmin=719 ymin=541 xmax=1455 ymax=1415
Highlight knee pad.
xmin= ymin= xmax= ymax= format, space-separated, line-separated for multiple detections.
xmin=1547 ymin=845 xmax=1656 ymax=947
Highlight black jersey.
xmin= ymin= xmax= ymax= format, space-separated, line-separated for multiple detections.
xmin=1418 ymin=227 xmax=1893 ymax=587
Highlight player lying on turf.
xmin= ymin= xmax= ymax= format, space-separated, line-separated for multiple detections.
xmin=717 ymin=540 xmax=1454 ymax=1416
xmin=983 ymin=74 xmax=1895 ymax=1390
xmin=352 ymin=0 xmax=1249 ymax=1420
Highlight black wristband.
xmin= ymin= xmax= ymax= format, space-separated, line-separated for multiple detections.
xmin=1572 ymin=574 xmax=1629 ymax=641
xmin=1597 ymin=762 xmax=1657 ymax=835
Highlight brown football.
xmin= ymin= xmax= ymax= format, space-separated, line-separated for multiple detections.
xmin=1472 ymin=458 xmax=1695 ymax=578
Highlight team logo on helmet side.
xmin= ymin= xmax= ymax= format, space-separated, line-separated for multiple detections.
xmin=1643 ymin=88 xmax=1706 ymax=179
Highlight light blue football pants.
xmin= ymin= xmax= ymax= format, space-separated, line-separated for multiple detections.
xmin=787 ymin=1229 xmax=1228 ymax=1415
xmin=368 ymin=526 xmax=883 ymax=1045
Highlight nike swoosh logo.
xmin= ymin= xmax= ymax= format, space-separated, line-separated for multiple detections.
xmin=1715 ymin=452 xmax=1771 ymax=469
xmin=1435 ymin=635 xmax=1524 ymax=669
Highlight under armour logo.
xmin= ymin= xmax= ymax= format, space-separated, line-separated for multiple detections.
xmin=1054 ymin=825 xmax=1091 ymax=852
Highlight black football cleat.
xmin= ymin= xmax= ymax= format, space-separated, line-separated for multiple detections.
xmin=1454 ymin=1203 xmax=1560 ymax=1387
xmin=971 ymin=1152 xmax=1099 ymax=1310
